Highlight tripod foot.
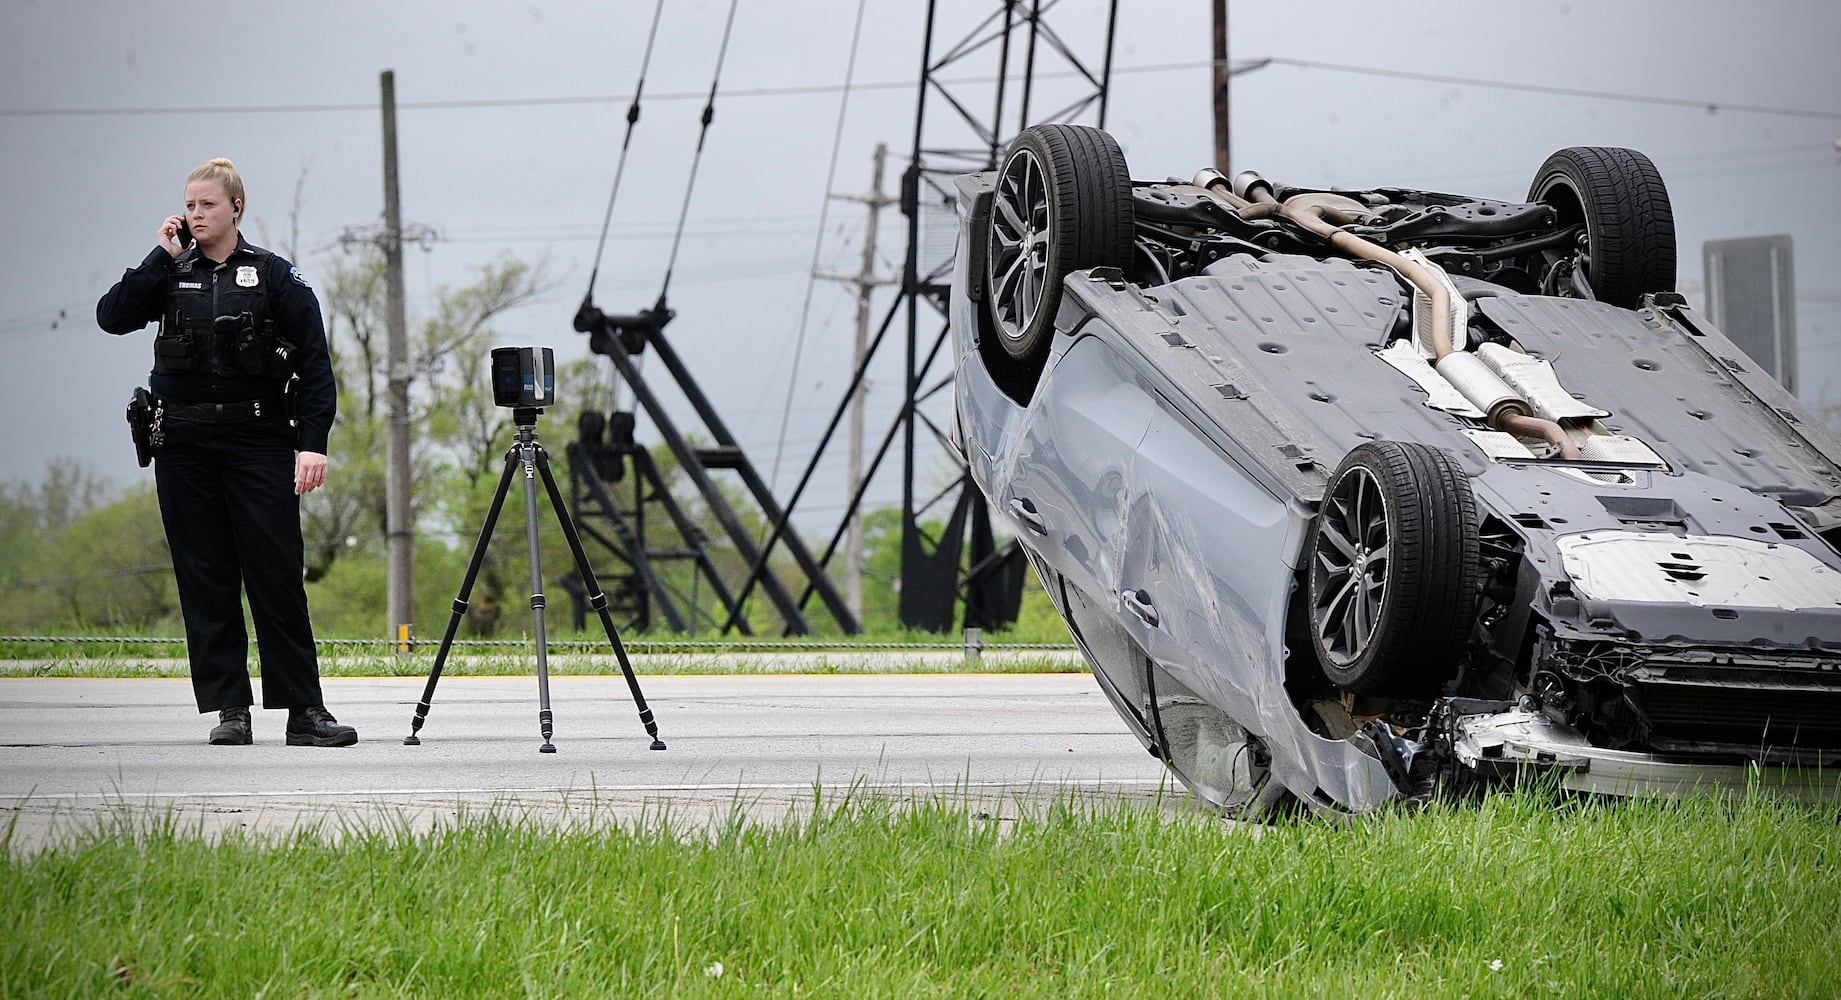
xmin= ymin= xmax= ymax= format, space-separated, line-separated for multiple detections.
xmin=403 ymin=735 xmax=421 ymax=746
xmin=540 ymin=742 xmax=557 ymax=754
xmin=650 ymin=739 xmax=667 ymax=750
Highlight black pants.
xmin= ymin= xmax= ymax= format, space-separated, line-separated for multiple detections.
xmin=154 ymin=417 xmax=323 ymax=713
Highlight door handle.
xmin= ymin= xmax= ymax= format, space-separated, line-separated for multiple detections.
xmin=1123 ymin=588 xmax=1159 ymax=628
xmin=1008 ymin=497 xmax=1048 ymax=535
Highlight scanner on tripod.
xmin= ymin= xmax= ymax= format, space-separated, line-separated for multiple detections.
xmin=490 ymin=345 xmax=555 ymax=408
xmin=404 ymin=346 xmax=666 ymax=754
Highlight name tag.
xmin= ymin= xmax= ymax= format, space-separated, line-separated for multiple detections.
xmin=175 ymin=281 xmax=204 ymax=290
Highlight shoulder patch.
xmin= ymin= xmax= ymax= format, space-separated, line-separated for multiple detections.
xmin=289 ymin=266 xmax=312 ymax=288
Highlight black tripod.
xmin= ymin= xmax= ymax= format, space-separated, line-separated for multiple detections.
xmin=404 ymin=406 xmax=666 ymax=753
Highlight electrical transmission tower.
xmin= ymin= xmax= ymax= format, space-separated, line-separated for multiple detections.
xmin=760 ymin=0 xmax=1123 ymax=634
xmin=888 ymin=0 xmax=1121 ymax=631
xmin=567 ymin=1 xmax=1118 ymax=637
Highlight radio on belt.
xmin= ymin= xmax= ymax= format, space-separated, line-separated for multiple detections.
xmin=490 ymin=346 xmax=555 ymax=409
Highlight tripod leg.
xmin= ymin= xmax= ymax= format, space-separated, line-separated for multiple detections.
xmin=521 ymin=438 xmax=559 ymax=753
xmin=404 ymin=444 xmax=521 ymax=745
xmin=537 ymin=445 xmax=667 ymax=749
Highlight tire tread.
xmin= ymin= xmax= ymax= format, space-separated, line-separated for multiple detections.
xmin=1530 ymin=146 xmax=1676 ymax=308
xmin=985 ymin=124 xmax=1134 ymax=370
xmin=1308 ymin=441 xmax=1479 ymax=696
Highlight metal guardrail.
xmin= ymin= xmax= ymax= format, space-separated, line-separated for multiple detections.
xmin=0 ymin=635 xmax=1076 ymax=653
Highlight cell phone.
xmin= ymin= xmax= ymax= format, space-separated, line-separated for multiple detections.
xmin=176 ymin=218 xmax=193 ymax=248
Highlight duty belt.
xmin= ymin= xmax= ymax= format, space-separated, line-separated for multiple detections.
xmin=160 ymin=397 xmax=281 ymax=424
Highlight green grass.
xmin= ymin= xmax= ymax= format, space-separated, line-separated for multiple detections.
xmin=4 ymin=788 xmax=1837 ymax=997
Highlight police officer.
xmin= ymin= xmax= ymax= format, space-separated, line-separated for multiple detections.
xmin=97 ymin=157 xmax=355 ymax=747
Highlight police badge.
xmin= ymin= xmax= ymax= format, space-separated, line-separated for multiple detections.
xmin=235 ymin=264 xmax=259 ymax=287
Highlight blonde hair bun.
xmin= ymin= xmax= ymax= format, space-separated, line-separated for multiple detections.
xmin=186 ymin=158 xmax=246 ymax=210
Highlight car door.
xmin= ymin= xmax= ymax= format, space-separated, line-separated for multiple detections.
xmin=1114 ymin=373 xmax=1299 ymax=754
xmin=1000 ymin=333 xmax=1157 ymax=612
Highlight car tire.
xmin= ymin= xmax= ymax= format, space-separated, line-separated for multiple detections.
xmin=1306 ymin=441 xmax=1479 ymax=696
xmin=1527 ymin=146 xmax=1676 ymax=309
xmin=984 ymin=123 xmax=1135 ymax=368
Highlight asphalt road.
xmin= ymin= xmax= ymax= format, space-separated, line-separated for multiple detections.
xmin=0 ymin=673 xmax=1176 ymax=852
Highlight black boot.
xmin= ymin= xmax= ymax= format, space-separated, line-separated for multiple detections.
xmin=286 ymin=706 xmax=358 ymax=747
xmin=208 ymin=706 xmax=253 ymax=745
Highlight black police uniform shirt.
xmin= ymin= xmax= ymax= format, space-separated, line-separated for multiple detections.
xmin=97 ymin=236 xmax=336 ymax=456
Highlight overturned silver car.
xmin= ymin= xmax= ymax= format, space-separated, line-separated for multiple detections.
xmin=950 ymin=124 xmax=1841 ymax=816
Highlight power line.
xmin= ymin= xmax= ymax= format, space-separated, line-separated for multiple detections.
xmin=438 ymin=224 xmax=815 ymax=244
xmin=1253 ymin=56 xmax=1841 ymax=122
xmin=0 ymin=303 xmax=83 ymax=341
xmin=0 ymin=78 xmax=918 ymax=117
xmin=8 ymin=57 xmax=1834 ymax=121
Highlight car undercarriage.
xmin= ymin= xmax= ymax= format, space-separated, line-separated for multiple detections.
xmin=950 ymin=124 xmax=1841 ymax=815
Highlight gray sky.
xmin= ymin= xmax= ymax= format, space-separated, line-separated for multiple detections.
xmin=4 ymin=0 xmax=1838 ymax=536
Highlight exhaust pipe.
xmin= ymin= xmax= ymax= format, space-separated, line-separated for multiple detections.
xmin=1232 ymin=170 xmax=1278 ymax=205
xmin=1274 ymin=193 xmax=1582 ymax=460
xmin=1434 ymin=351 xmax=1528 ymax=426
xmin=1277 ymin=196 xmax=1456 ymax=358
xmin=1190 ymin=168 xmax=1253 ymax=210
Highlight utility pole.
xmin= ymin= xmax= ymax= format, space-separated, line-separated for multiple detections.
xmin=817 ymin=143 xmax=897 ymax=619
xmin=1213 ymin=0 xmax=1231 ymax=171
xmin=381 ymin=69 xmax=414 ymax=654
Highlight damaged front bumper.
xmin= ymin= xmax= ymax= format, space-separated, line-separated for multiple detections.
xmin=1449 ymin=707 xmax=1841 ymax=803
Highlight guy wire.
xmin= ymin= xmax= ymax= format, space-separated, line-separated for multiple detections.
xmin=586 ymin=0 xmax=669 ymax=298
xmin=656 ymin=0 xmax=741 ymax=303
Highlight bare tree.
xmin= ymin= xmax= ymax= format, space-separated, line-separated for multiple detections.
xmin=302 ymin=249 xmax=559 ymax=605
xmin=252 ymin=159 xmax=311 ymax=262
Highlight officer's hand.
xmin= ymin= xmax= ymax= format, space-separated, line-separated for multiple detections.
xmin=160 ymin=215 xmax=187 ymax=257
xmin=295 ymin=452 xmax=328 ymax=495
